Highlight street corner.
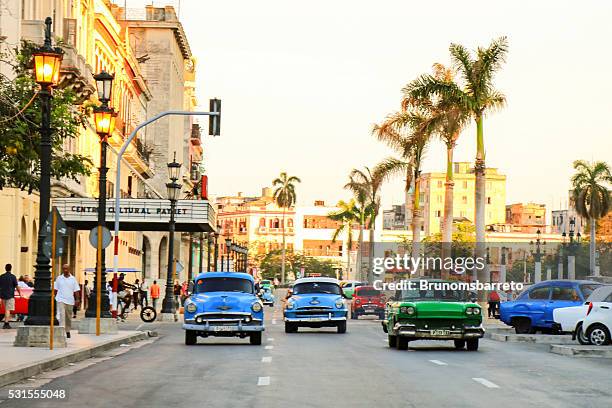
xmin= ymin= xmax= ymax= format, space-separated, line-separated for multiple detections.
xmin=549 ymin=344 xmax=612 ymax=358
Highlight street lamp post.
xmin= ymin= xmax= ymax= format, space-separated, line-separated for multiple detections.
xmin=207 ymin=232 xmax=212 ymax=272
xmin=161 ymin=156 xmax=181 ymax=318
xmin=24 ymin=17 xmax=64 ymax=328
xmin=226 ymin=238 xmax=232 ymax=271
xmin=530 ymin=229 xmax=545 ymax=283
xmin=567 ymin=218 xmax=579 ymax=280
xmin=85 ymin=71 xmax=116 ymax=319
xmin=559 ymin=231 xmax=567 ymax=279
xmin=213 ymin=230 xmax=219 ymax=271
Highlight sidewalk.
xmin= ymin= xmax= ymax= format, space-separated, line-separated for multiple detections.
xmin=0 ymin=325 xmax=148 ymax=388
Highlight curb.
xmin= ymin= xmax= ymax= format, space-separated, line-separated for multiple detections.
xmin=550 ymin=344 xmax=612 ymax=358
xmin=488 ymin=332 xmax=576 ymax=344
xmin=0 ymin=331 xmax=148 ymax=388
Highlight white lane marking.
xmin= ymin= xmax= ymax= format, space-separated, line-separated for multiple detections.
xmin=257 ymin=376 xmax=270 ymax=386
xmin=429 ymin=360 xmax=447 ymax=366
xmin=262 ymin=356 xmax=272 ymax=363
xmin=268 ymin=337 xmax=274 ymax=342
xmin=272 ymin=319 xmax=277 ymax=324
xmin=265 ymin=345 xmax=274 ymax=350
xmin=472 ymin=378 xmax=500 ymax=388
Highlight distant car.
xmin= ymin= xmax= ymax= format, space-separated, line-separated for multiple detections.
xmin=284 ymin=277 xmax=348 ymax=333
xmin=183 ymin=272 xmax=264 ymax=345
xmin=351 ymin=285 xmax=385 ymax=320
xmin=500 ymin=280 xmax=602 ymax=334
xmin=382 ymin=279 xmax=484 ymax=351
xmin=575 ymin=288 xmax=612 ymax=346
xmin=259 ymin=286 xmax=275 ymax=307
xmin=341 ymin=281 xmax=365 ymax=299
xmin=260 ymin=279 xmax=273 ymax=290
xmin=553 ymin=285 xmax=612 ymax=339
xmin=0 ymin=287 xmax=33 ymax=320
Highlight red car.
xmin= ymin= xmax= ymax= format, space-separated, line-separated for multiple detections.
xmin=351 ymin=286 xmax=385 ymax=320
xmin=0 ymin=287 xmax=33 ymax=320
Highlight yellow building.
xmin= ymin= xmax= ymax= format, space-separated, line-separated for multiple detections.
xmin=410 ymin=162 xmax=507 ymax=236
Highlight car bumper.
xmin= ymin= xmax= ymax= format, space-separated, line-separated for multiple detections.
xmin=354 ymin=306 xmax=384 ymax=314
xmin=394 ymin=323 xmax=485 ymax=340
xmin=183 ymin=323 xmax=264 ymax=332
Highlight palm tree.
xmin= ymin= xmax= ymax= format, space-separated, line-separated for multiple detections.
xmin=272 ymin=172 xmax=301 ymax=284
xmin=571 ymin=160 xmax=611 ymax=276
xmin=405 ymin=37 xmax=508 ymax=283
xmin=328 ymin=199 xmax=365 ymax=280
xmin=373 ymin=105 xmax=434 ymax=275
xmin=344 ymin=167 xmax=384 ymax=283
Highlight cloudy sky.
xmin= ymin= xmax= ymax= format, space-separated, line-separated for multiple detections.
xmin=122 ymin=0 xmax=611 ymax=213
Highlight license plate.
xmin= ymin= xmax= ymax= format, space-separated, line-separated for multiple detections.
xmin=213 ymin=326 xmax=235 ymax=332
xmin=430 ymin=329 xmax=450 ymax=336
xmin=308 ymin=317 xmax=324 ymax=322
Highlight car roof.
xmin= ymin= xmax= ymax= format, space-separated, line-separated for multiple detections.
xmin=530 ymin=280 xmax=601 ymax=287
xmin=194 ymin=272 xmax=254 ymax=282
xmin=294 ymin=277 xmax=340 ymax=285
xmin=356 ymin=285 xmax=379 ymax=291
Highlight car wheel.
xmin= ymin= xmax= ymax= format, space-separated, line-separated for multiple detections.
xmin=185 ymin=330 xmax=197 ymax=345
xmin=586 ymin=324 xmax=611 ymax=346
xmin=513 ymin=318 xmax=532 ymax=334
xmin=454 ymin=340 xmax=466 ymax=349
xmin=337 ymin=321 xmax=347 ymax=334
xmin=388 ymin=334 xmax=397 ymax=348
xmin=576 ymin=323 xmax=590 ymax=345
xmin=397 ymin=337 xmax=409 ymax=350
xmin=466 ymin=339 xmax=479 ymax=351
xmin=284 ymin=322 xmax=297 ymax=333
xmin=249 ymin=332 xmax=262 ymax=345
xmin=140 ymin=306 xmax=156 ymax=323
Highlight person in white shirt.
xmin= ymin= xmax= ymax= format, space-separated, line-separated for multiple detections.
xmin=54 ymin=265 xmax=80 ymax=338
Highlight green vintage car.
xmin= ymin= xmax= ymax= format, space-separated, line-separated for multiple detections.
xmin=382 ymin=280 xmax=484 ymax=351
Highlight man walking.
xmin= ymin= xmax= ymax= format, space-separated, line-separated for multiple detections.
xmin=0 ymin=264 xmax=20 ymax=329
xmin=54 ymin=265 xmax=80 ymax=338
xmin=139 ymin=278 xmax=149 ymax=307
xmin=150 ymin=280 xmax=160 ymax=310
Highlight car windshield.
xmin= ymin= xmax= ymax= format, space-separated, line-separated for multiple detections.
xmin=356 ymin=289 xmax=380 ymax=297
xmin=580 ymin=284 xmax=603 ymax=299
xmin=293 ymin=282 xmax=341 ymax=295
xmin=195 ymin=277 xmax=254 ymax=294
xmin=400 ymin=288 xmax=469 ymax=302
xmin=584 ymin=285 xmax=609 ymax=302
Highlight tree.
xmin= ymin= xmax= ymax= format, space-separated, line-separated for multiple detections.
xmin=344 ymin=167 xmax=384 ymax=283
xmin=404 ymin=37 xmax=508 ymax=286
xmin=328 ymin=199 xmax=364 ymax=280
xmin=571 ymin=160 xmax=611 ymax=275
xmin=272 ymin=171 xmax=301 ymax=284
xmin=0 ymin=41 xmax=92 ymax=192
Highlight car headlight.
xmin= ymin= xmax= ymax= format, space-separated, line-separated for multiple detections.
xmin=286 ymin=301 xmax=294 ymax=310
xmin=466 ymin=307 xmax=473 ymax=315
xmin=400 ymin=306 xmax=415 ymax=315
xmin=473 ymin=307 xmax=481 ymax=315
xmin=335 ymin=299 xmax=344 ymax=309
xmin=252 ymin=302 xmax=263 ymax=313
xmin=186 ymin=302 xmax=197 ymax=313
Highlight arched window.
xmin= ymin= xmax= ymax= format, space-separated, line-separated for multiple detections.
xmin=287 ymin=219 xmax=294 ymax=228
xmin=259 ymin=218 xmax=266 ymax=227
xmin=273 ymin=218 xmax=280 ymax=228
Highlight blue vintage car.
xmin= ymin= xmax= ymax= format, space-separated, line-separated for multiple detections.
xmin=259 ymin=286 xmax=275 ymax=307
xmin=284 ymin=277 xmax=348 ymax=333
xmin=183 ymin=272 xmax=264 ymax=345
xmin=500 ymin=280 xmax=602 ymax=334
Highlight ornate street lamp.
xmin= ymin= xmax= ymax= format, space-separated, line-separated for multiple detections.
xmin=25 ymin=17 xmax=64 ymax=327
xmin=93 ymin=71 xmax=114 ymax=105
xmin=161 ymin=157 xmax=182 ymax=316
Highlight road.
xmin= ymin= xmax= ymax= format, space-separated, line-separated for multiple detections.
xmin=2 ymin=300 xmax=611 ymax=408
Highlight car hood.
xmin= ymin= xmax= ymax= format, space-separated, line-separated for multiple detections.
xmin=289 ymin=293 xmax=343 ymax=308
xmin=190 ymin=291 xmax=257 ymax=312
xmin=411 ymin=301 xmax=476 ymax=318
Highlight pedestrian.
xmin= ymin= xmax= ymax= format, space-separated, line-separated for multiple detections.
xmin=140 ymin=278 xmax=149 ymax=307
xmin=83 ymin=279 xmax=91 ymax=310
xmin=0 ymin=264 xmax=21 ymax=329
xmin=132 ymin=279 xmax=140 ymax=310
xmin=487 ymin=290 xmax=501 ymax=318
xmin=17 ymin=276 xmax=29 ymax=289
xmin=150 ymin=280 xmax=161 ymax=310
xmin=24 ymin=275 xmax=34 ymax=287
xmin=173 ymin=280 xmax=181 ymax=306
xmin=180 ymin=280 xmax=189 ymax=305
xmin=54 ymin=264 xmax=80 ymax=338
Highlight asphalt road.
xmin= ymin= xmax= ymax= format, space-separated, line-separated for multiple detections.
xmin=2 ymin=300 xmax=612 ymax=408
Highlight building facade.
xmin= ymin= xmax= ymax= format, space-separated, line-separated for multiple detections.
xmin=505 ymin=202 xmax=546 ymax=233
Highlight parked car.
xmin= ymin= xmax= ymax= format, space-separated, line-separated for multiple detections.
xmin=0 ymin=287 xmax=33 ymax=320
xmin=351 ymin=285 xmax=385 ymax=320
xmin=553 ymin=285 xmax=612 ymax=341
xmin=575 ymin=288 xmax=612 ymax=346
xmin=260 ymin=279 xmax=274 ymax=290
xmin=382 ymin=279 xmax=484 ymax=351
xmin=259 ymin=286 xmax=275 ymax=307
xmin=341 ymin=281 xmax=365 ymax=299
xmin=183 ymin=272 xmax=264 ymax=345
xmin=500 ymin=280 xmax=602 ymax=334
xmin=284 ymin=277 xmax=348 ymax=333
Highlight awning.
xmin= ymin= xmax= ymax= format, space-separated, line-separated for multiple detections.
xmin=83 ymin=268 xmax=140 ymax=273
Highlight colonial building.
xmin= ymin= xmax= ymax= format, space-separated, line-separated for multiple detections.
xmin=505 ymin=202 xmax=546 ymax=233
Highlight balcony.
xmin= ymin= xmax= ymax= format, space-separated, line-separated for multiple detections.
xmin=257 ymin=226 xmax=268 ymax=235
xmin=268 ymin=227 xmax=295 ymax=236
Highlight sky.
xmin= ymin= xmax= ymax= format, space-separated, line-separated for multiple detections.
xmin=122 ymin=0 xmax=611 ymax=213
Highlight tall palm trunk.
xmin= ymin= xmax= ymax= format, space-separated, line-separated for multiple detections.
xmin=357 ymin=223 xmax=364 ymax=281
xmin=442 ymin=142 xmax=455 ymax=279
xmin=590 ymin=218 xmax=596 ymax=276
xmin=281 ymin=207 xmax=286 ymax=284
xmin=474 ymin=115 xmax=487 ymax=290
xmin=411 ymin=171 xmax=422 ymax=276
xmin=368 ymin=226 xmax=375 ymax=284
xmin=405 ymin=168 xmax=411 ymax=229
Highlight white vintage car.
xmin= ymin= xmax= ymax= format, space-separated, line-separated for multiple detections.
xmin=553 ymin=285 xmax=612 ymax=342
xmin=576 ymin=287 xmax=612 ymax=346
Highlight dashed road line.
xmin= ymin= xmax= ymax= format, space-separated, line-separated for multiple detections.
xmin=271 ymin=319 xmax=277 ymax=325
xmin=262 ymin=356 xmax=272 ymax=363
xmin=472 ymin=378 xmax=500 ymax=388
xmin=257 ymin=376 xmax=270 ymax=386
xmin=429 ymin=360 xmax=448 ymax=366
xmin=268 ymin=338 xmax=274 ymax=342
xmin=265 ymin=345 xmax=274 ymax=350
